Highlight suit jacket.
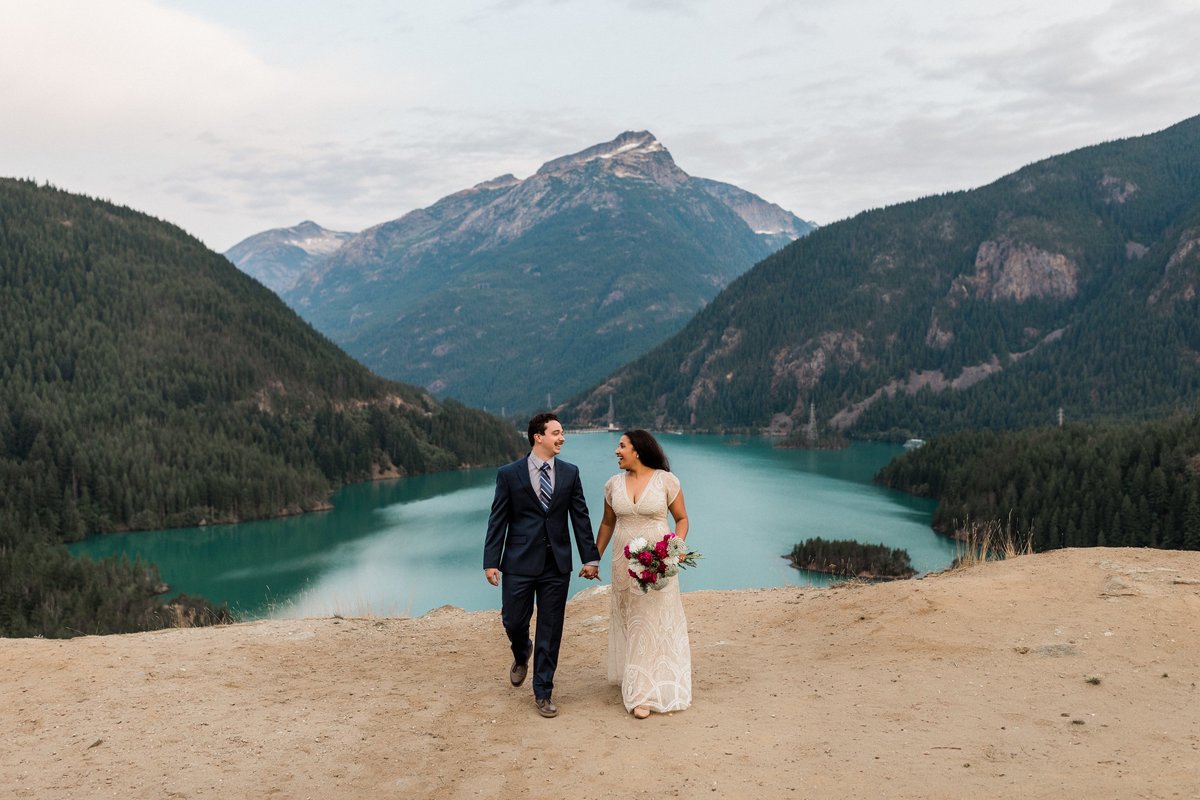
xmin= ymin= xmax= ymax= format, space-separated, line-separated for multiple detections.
xmin=483 ymin=456 xmax=599 ymax=577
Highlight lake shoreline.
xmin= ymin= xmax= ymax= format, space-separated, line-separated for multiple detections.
xmin=73 ymin=436 xmax=949 ymax=618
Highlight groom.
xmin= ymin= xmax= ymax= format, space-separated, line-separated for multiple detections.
xmin=484 ymin=412 xmax=600 ymax=718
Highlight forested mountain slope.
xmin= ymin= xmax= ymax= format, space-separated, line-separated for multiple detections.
xmin=565 ymin=115 xmax=1200 ymax=437
xmin=0 ymin=179 xmax=523 ymax=636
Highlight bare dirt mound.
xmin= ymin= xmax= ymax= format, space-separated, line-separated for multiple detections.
xmin=3 ymin=547 xmax=1198 ymax=798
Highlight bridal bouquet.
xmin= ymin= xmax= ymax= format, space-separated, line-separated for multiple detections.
xmin=624 ymin=533 xmax=701 ymax=593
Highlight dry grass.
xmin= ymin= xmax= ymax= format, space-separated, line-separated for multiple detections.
xmin=951 ymin=515 xmax=1034 ymax=570
xmin=157 ymin=598 xmax=236 ymax=629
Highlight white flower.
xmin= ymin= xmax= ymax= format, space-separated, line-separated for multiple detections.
xmin=628 ymin=536 xmax=649 ymax=553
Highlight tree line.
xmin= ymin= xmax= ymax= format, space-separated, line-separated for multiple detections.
xmin=875 ymin=411 xmax=1200 ymax=552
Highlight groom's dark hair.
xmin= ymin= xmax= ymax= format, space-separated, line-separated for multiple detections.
xmin=527 ymin=412 xmax=560 ymax=446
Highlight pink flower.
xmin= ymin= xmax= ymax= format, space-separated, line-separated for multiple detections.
xmin=654 ymin=541 xmax=669 ymax=559
xmin=628 ymin=568 xmax=638 ymax=579
xmin=638 ymin=551 xmax=654 ymax=566
xmin=644 ymin=571 xmax=658 ymax=584
xmin=623 ymin=545 xmax=631 ymax=559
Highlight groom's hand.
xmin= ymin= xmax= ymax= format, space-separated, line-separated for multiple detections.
xmin=484 ymin=568 xmax=500 ymax=586
xmin=579 ymin=564 xmax=599 ymax=581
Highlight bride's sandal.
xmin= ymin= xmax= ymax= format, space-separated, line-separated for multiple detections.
xmin=632 ymin=705 xmax=651 ymax=719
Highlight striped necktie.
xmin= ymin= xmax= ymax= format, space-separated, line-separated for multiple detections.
xmin=538 ymin=463 xmax=552 ymax=511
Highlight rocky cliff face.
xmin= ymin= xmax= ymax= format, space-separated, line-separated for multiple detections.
xmin=694 ymin=177 xmax=815 ymax=251
xmin=1148 ymin=228 xmax=1200 ymax=309
xmin=953 ymin=238 xmax=1079 ymax=303
xmin=271 ymin=131 xmax=813 ymax=411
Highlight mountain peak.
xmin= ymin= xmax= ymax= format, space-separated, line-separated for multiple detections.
xmin=225 ymin=221 xmax=355 ymax=294
xmin=535 ymin=131 xmax=675 ymax=178
xmin=471 ymin=174 xmax=521 ymax=192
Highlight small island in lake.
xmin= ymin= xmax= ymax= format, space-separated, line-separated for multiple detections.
xmin=784 ymin=537 xmax=916 ymax=580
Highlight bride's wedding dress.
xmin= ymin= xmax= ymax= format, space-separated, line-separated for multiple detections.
xmin=604 ymin=469 xmax=692 ymax=712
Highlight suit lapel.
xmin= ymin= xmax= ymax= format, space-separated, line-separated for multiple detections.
xmin=550 ymin=461 xmax=572 ymax=508
xmin=517 ymin=456 xmax=541 ymax=507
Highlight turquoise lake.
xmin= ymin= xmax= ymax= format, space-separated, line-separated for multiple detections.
xmin=71 ymin=435 xmax=953 ymax=618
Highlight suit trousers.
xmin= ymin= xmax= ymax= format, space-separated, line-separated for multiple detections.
xmin=501 ymin=557 xmax=570 ymax=700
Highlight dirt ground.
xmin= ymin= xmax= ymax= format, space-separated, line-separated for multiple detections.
xmin=3 ymin=547 xmax=1199 ymax=799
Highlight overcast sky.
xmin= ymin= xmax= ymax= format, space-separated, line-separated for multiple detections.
xmin=5 ymin=0 xmax=1199 ymax=250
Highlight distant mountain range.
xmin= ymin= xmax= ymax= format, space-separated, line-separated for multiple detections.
xmin=225 ymin=220 xmax=353 ymax=294
xmin=565 ymin=115 xmax=1200 ymax=438
xmin=226 ymin=131 xmax=814 ymax=411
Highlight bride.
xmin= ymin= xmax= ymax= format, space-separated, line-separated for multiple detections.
xmin=595 ymin=429 xmax=693 ymax=719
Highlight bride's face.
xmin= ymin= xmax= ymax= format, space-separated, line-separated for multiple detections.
xmin=614 ymin=436 xmax=640 ymax=470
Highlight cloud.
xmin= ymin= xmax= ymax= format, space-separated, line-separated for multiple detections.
xmin=669 ymin=0 xmax=1200 ymax=224
xmin=169 ymin=108 xmax=618 ymax=246
xmin=5 ymin=0 xmax=1199 ymax=248
xmin=894 ymin=0 xmax=1200 ymax=119
xmin=3 ymin=2 xmax=286 ymax=137
xmin=2 ymin=0 xmax=435 ymax=246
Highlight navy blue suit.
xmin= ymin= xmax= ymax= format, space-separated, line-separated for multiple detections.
xmin=484 ymin=456 xmax=599 ymax=699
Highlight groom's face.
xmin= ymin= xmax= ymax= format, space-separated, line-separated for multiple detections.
xmin=533 ymin=420 xmax=565 ymax=459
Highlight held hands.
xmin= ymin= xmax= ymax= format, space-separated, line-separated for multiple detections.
xmin=488 ymin=566 xmax=599 ymax=583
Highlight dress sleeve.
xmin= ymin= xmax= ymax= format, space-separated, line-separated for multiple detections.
xmin=603 ymin=474 xmax=616 ymax=505
xmin=661 ymin=471 xmax=681 ymax=504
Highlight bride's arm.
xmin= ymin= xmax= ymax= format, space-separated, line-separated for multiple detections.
xmin=595 ymin=500 xmax=617 ymax=557
xmin=668 ymin=489 xmax=689 ymax=541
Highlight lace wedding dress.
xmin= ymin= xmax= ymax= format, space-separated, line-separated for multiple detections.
xmin=604 ymin=469 xmax=692 ymax=712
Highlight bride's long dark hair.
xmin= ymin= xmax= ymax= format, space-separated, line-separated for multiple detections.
xmin=625 ymin=429 xmax=670 ymax=472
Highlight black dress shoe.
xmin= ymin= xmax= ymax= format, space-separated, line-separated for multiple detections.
xmin=535 ymin=697 xmax=558 ymax=718
xmin=509 ymin=658 xmax=528 ymax=687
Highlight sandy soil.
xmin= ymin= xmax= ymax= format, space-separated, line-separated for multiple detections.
xmin=3 ymin=547 xmax=1199 ymax=799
